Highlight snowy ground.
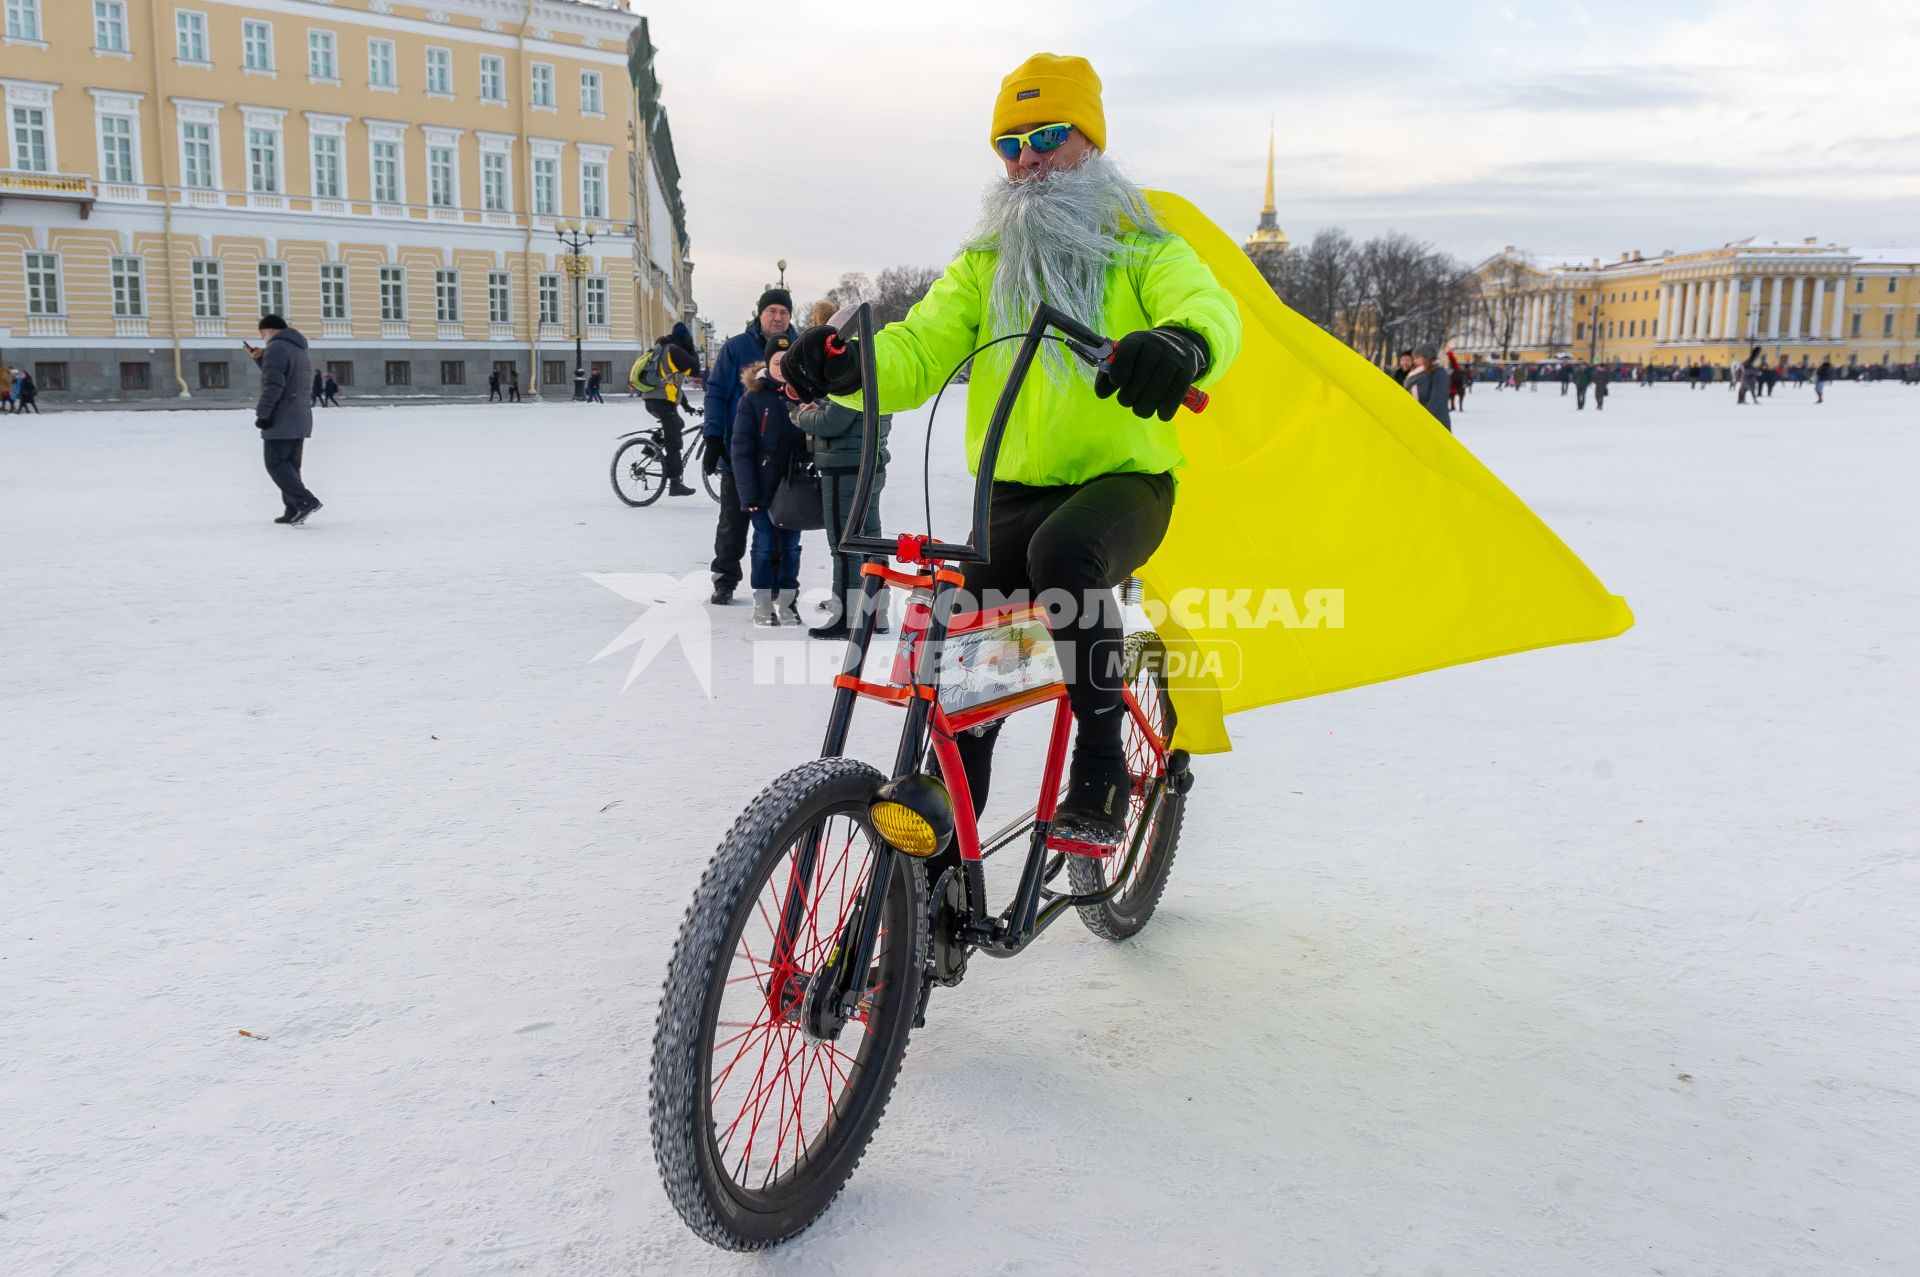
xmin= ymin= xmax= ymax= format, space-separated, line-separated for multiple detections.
xmin=3 ymin=380 xmax=1917 ymax=1276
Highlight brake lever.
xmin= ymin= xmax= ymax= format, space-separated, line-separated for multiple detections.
xmin=1065 ymin=337 xmax=1210 ymax=413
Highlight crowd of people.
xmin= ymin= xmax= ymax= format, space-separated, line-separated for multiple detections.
xmin=2 ymin=364 xmax=41 ymax=413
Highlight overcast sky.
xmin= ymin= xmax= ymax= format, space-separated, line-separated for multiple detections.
xmin=647 ymin=0 xmax=1920 ymax=332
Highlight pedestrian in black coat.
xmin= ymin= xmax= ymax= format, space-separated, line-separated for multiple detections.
xmin=249 ymin=315 xmax=321 ymax=524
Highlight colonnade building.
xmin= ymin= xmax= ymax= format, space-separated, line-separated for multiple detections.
xmin=1457 ymin=239 xmax=1920 ymax=369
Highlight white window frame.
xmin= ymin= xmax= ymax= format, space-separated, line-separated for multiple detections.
xmin=174 ymin=99 xmax=222 ymax=191
xmin=531 ymin=141 xmax=561 ymax=217
xmin=425 ymin=46 xmax=453 ymax=97
xmin=479 ymin=54 xmax=505 ymax=103
xmin=367 ymin=37 xmax=396 ymax=89
xmin=24 ymin=250 xmax=61 ymax=316
xmin=487 ymin=270 xmax=511 ymax=324
xmin=241 ymin=19 xmax=273 ymax=72
xmin=9 ymin=102 xmax=51 ymax=172
xmin=530 ymin=62 xmax=554 ymax=109
xmin=257 ymin=260 xmax=287 ymax=318
xmin=190 ymin=258 xmax=223 ymax=318
xmin=427 ymin=143 xmax=456 ymax=208
xmin=435 ymin=268 xmax=460 ymax=323
xmin=243 ymin=108 xmax=286 ymax=196
xmin=94 ymin=1 xmax=129 ymax=54
xmin=319 ymin=262 xmax=348 ymax=320
xmin=7 ymin=0 xmax=44 ymax=43
xmin=98 ymin=111 xmax=136 ymax=183
xmin=479 ymin=145 xmax=510 ymax=212
xmin=579 ymin=70 xmax=603 ymax=116
xmin=379 ymin=265 xmax=406 ymax=321
xmin=538 ymin=273 xmax=561 ymax=325
xmin=368 ymin=121 xmax=407 ymax=206
xmin=585 ymin=275 xmax=609 ymax=328
xmin=176 ymin=10 xmax=209 ymax=65
xmin=311 ymin=133 xmax=342 ymax=199
xmin=578 ymin=145 xmax=609 ymax=220
xmin=308 ymin=30 xmax=338 ymax=83
xmin=111 ymin=254 xmax=146 ymax=317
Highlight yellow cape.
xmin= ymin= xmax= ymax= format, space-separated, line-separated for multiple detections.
xmin=1139 ymin=191 xmax=1634 ymax=753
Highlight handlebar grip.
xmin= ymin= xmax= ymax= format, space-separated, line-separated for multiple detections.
xmin=823 ymin=335 xmax=847 ymax=358
xmin=1182 ymin=385 xmax=1209 ymax=414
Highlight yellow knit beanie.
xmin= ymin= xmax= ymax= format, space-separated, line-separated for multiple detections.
xmin=990 ymin=53 xmax=1106 ymax=154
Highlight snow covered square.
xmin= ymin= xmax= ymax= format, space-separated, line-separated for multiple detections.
xmin=3 ymin=382 xmax=1917 ymax=1274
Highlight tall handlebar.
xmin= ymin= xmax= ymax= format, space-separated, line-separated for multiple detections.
xmin=828 ymin=302 xmax=1207 ymax=568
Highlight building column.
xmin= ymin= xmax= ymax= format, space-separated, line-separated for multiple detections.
xmin=1699 ymin=280 xmax=1715 ymax=339
xmin=1828 ymin=276 xmax=1846 ymax=339
xmin=1809 ymin=278 xmax=1826 ymax=342
xmin=1680 ymin=281 xmax=1697 ymax=340
xmin=1725 ymin=277 xmax=1742 ymax=340
xmin=1766 ymin=276 xmax=1783 ymax=340
xmin=1659 ymin=284 xmax=1674 ymax=341
xmin=1788 ymin=276 xmax=1805 ymax=340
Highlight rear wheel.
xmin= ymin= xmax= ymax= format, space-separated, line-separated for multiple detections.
xmin=650 ymin=758 xmax=926 ymax=1251
xmin=1070 ymin=632 xmax=1185 ymax=941
xmin=688 ymin=439 xmax=723 ymax=503
xmin=611 ymin=436 xmax=666 ymax=507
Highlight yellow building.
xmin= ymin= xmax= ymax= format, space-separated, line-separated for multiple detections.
xmin=1457 ymin=239 xmax=1920 ymax=371
xmin=0 ymin=0 xmax=693 ymax=401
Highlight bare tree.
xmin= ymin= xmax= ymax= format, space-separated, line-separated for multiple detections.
xmin=870 ymin=264 xmax=941 ymax=328
xmin=1477 ymin=255 xmax=1535 ymax=359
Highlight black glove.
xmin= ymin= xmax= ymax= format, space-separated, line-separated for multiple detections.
xmin=780 ymin=326 xmax=862 ymax=401
xmin=1094 ymin=327 xmax=1208 ymax=422
xmin=700 ymin=435 xmax=723 ymax=474
xmin=255 ymin=418 xmax=271 ymax=430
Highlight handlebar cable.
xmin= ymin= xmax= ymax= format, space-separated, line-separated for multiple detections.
xmin=915 ymin=332 xmax=1078 ymax=562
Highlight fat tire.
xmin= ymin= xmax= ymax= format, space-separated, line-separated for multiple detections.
xmin=649 ymin=757 xmax=927 ymax=1251
xmin=611 ymin=436 xmax=666 ymax=507
xmin=1069 ymin=632 xmax=1184 ymax=941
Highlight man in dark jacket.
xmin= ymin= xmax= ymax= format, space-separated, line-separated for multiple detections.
xmin=1572 ymin=360 xmax=1593 ymax=410
xmin=250 ymin=315 xmax=321 ymax=524
xmin=730 ymin=337 xmax=804 ymax=625
xmin=702 ymin=289 xmax=792 ymax=604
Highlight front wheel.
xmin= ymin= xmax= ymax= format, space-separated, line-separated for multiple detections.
xmin=611 ymin=436 xmax=666 ymax=507
xmin=1070 ymin=631 xmax=1185 ymax=940
xmin=650 ymin=757 xmax=927 ymax=1251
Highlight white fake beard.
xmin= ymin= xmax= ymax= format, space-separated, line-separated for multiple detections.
xmin=966 ymin=153 xmax=1165 ymax=383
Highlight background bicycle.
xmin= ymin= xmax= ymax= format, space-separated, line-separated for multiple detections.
xmin=610 ymin=422 xmax=721 ymax=507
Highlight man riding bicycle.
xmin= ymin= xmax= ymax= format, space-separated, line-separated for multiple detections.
xmin=780 ymin=52 xmax=1241 ymax=850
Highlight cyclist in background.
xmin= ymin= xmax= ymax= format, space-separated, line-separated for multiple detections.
xmin=780 ymin=53 xmax=1240 ymax=850
xmin=633 ymin=336 xmax=700 ymax=498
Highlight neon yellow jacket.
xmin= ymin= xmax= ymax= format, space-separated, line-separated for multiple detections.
xmin=840 ymin=229 xmax=1241 ymax=487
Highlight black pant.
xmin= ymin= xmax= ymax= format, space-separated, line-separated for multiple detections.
xmin=710 ymin=468 xmax=750 ymax=589
xmin=952 ymin=471 xmax=1175 ymax=816
xmin=644 ymin=399 xmax=685 ymax=481
xmin=508 ymin=385 xmax=520 ymax=402
xmin=263 ymin=438 xmax=317 ymax=511
xmin=489 ymin=386 xmax=502 ymax=401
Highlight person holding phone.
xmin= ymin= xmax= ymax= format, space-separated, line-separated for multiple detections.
xmin=249 ymin=315 xmax=322 ymax=525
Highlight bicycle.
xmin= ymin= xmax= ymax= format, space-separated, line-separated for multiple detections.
xmin=649 ymin=303 xmax=1209 ymax=1250
xmin=609 ymin=406 xmax=721 ymax=507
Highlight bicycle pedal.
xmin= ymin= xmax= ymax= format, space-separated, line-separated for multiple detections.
xmin=1045 ymin=834 xmax=1115 ymax=859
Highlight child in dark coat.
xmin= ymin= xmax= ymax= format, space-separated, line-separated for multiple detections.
xmin=730 ymin=335 xmax=803 ymax=625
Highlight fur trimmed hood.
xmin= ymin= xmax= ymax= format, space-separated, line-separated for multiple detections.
xmin=741 ymin=360 xmax=775 ymax=393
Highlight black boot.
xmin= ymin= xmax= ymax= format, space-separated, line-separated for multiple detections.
xmin=1051 ymin=730 xmax=1130 ymax=848
xmin=709 ymin=576 xmax=736 ymax=605
xmin=668 ymin=479 xmax=696 ymax=496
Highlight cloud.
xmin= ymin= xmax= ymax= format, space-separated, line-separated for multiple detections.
xmin=1477 ymin=67 xmax=1711 ymax=112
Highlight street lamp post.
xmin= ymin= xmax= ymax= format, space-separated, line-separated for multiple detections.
xmin=555 ymin=219 xmax=595 ymax=401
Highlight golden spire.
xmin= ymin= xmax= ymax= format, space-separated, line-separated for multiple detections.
xmin=1246 ymin=118 xmax=1290 ymax=251
xmin=1262 ymin=119 xmax=1277 ymax=218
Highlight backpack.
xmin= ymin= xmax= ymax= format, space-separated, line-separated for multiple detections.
xmin=629 ymin=348 xmax=663 ymax=393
